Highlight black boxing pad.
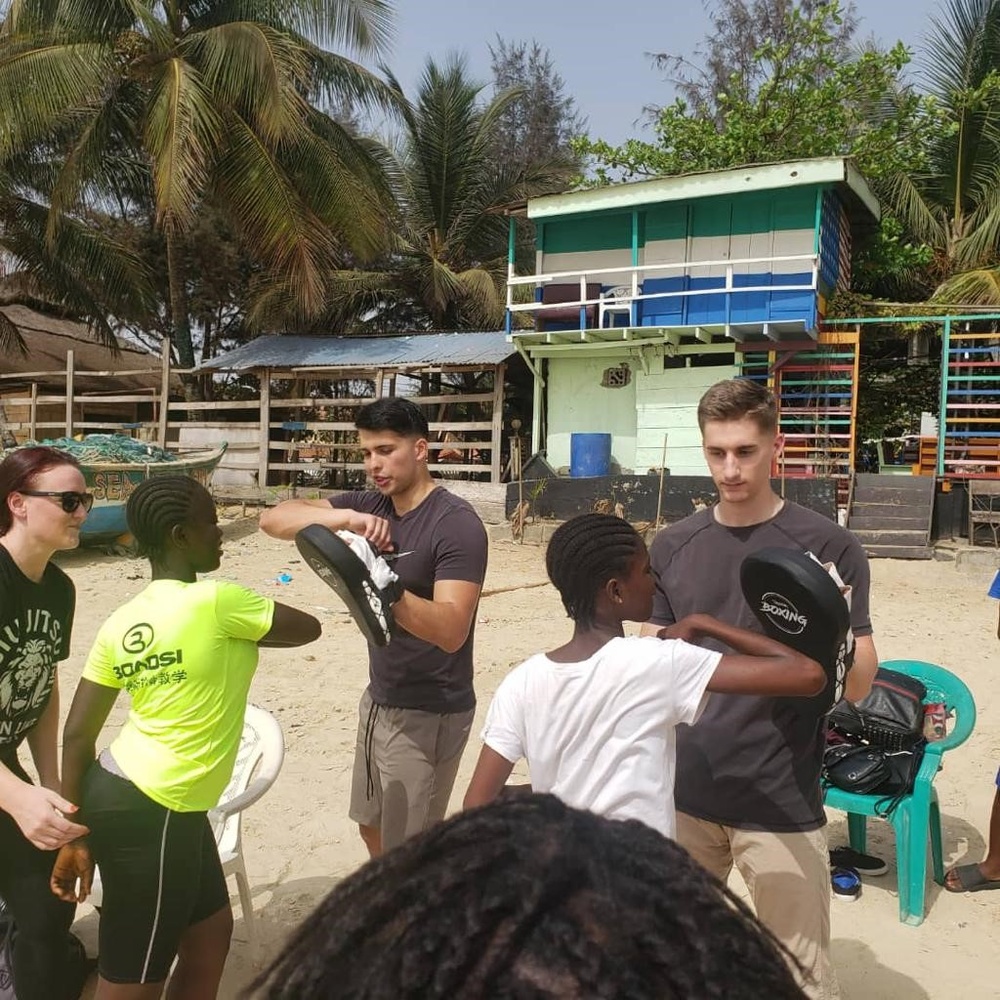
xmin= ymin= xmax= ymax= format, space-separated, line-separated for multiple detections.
xmin=295 ymin=525 xmax=395 ymax=647
xmin=740 ymin=547 xmax=853 ymax=712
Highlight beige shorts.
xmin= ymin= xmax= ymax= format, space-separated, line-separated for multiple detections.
xmin=676 ymin=812 xmax=837 ymax=1000
xmin=349 ymin=688 xmax=474 ymax=852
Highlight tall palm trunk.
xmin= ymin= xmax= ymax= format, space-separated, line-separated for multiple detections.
xmin=165 ymin=226 xmax=200 ymax=401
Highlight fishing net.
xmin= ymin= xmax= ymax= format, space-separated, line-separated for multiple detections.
xmin=0 ymin=434 xmax=179 ymax=465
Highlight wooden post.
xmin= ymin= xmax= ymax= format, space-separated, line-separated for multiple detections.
xmin=158 ymin=337 xmax=171 ymax=449
xmin=491 ymin=362 xmax=505 ymax=482
xmin=654 ymin=433 xmax=668 ymax=529
xmin=29 ymin=383 xmax=38 ymax=440
xmin=258 ymin=368 xmax=271 ymax=488
xmin=374 ymin=368 xmax=385 ymax=399
xmin=65 ymin=350 xmax=75 ymax=437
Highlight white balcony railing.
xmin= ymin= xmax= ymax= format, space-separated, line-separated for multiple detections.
xmin=505 ymin=253 xmax=821 ymax=331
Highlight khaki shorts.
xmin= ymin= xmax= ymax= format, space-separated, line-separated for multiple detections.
xmin=676 ymin=812 xmax=837 ymax=1000
xmin=349 ymin=688 xmax=474 ymax=852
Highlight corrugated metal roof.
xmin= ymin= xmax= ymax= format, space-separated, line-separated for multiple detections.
xmin=200 ymin=331 xmax=516 ymax=371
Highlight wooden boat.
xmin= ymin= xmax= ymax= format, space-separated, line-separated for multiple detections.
xmin=80 ymin=444 xmax=228 ymax=543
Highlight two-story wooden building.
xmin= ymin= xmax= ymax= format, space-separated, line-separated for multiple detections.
xmin=504 ymin=157 xmax=879 ymax=479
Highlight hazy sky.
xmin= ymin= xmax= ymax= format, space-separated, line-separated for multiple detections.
xmin=380 ymin=0 xmax=946 ymax=144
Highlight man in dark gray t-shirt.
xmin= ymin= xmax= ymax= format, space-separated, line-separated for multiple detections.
xmin=261 ymin=398 xmax=487 ymax=858
xmin=642 ymin=379 xmax=877 ymax=1000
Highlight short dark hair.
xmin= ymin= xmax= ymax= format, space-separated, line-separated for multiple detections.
xmin=125 ymin=475 xmax=210 ymax=561
xmin=545 ymin=513 xmax=644 ymax=626
xmin=355 ymin=397 xmax=429 ymax=439
xmin=0 ymin=446 xmax=81 ymax=536
xmin=697 ymin=379 xmax=778 ymax=434
xmin=249 ymin=793 xmax=803 ymax=999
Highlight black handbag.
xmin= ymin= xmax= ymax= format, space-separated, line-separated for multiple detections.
xmin=823 ymin=744 xmax=892 ymax=794
xmin=828 ymin=667 xmax=927 ymax=752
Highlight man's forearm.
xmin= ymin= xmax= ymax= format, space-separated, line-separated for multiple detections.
xmin=843 ymin=635 xmax=878 ymax=703
xmin=392 ymin=592 xmax=472 ymax=654
xmin=259 ymin=502 xmax=352 ymax=541
xmin=684 ymin=614 xmax=803 ymax=660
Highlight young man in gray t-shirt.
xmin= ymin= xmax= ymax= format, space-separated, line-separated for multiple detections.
xmin=260 ymin=398 xmax=487 ymax=858
xmin=642 ymin=379 xmax=877 ymax=1000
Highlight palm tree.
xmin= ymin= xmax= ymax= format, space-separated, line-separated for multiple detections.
xmin=0 ymin=0 xmax=397 ymax=369
xmin=331 ymin=56 xmax=574 ymax=332
xmin=880 ymin=0 xmax=1000 ymax=300
xmin=0 ymin=142 xmax=155 ymax=355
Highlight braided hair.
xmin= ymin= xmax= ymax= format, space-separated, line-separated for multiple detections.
xmin=125 ymin=475 xmax=208 ymax=560
xmin=545 ymin=513 xmax=644 ymax=625
xmin=248 ymin=793 xmax=804 ymax=999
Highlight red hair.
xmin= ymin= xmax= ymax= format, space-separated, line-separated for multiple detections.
xmin=0 ymin=446 xmax=81 ymax=536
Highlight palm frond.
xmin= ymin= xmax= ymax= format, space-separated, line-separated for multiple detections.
xmin=183 ymin=20 xmax=310 ymax=144
xmin=933 ymin=265 xmax=1000 ymax=304
xmin=922 ymin=0 xmax=1000 ymax=101
xmin=0 ymin=308 xmax=28 ymax=356
xmin=0 ymin=38 xmax=115 ymax=157
xmin=877 ymin=170 xmax=947 ymax=249
xmin=214 ymin=110 xmax=331 ymax=319
xmin=144 ymin=57 xmax=221 ymax=228
xmin=184 ymin=0 xmax=394 ymax=57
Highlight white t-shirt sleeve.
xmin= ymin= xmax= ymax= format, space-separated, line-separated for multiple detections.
xmin=664 ymin=639 xmax=723 ymax=726
xmin=480 ymin=667 xmax=527 ymax=765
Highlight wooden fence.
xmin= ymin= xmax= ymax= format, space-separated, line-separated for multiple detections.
xmin=0 ymin=339 xmax=507 ymax=486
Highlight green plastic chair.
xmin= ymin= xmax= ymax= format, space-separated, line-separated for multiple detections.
xmin=823 ymin=659 xmax=977 ymax=926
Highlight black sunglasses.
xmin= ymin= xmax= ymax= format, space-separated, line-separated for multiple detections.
xmin=19 ymin=490 xmax=95 ymax=514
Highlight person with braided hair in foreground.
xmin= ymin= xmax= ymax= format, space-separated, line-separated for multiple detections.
xmin=50 ymin=476 xmax=321 ymax=1000
xmin=463 ymin=514 xmax=826 ymax=839
xmin=249 ymin=793 xmax=805 ymax=999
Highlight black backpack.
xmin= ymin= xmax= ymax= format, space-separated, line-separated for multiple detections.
xmin=823 ymin=667 xmax=928 ymax=817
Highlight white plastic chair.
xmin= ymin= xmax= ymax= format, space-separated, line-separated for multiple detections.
xmin=599 ymin=285 xmax=633 ymax=328
xmin=209 ymin=703 xmax=285 ymax=955
xmin=86 ymin=704 xmax=285 ymax=959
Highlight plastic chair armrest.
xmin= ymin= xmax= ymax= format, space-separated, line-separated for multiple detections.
xmin=211 ymin=775 xmax=273 ymax=823
xmin=914 ymin=746 xmax=945 ymax=786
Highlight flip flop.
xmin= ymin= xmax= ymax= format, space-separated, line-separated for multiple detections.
xmin=944 ymin=863 xmax=1000 ymax=893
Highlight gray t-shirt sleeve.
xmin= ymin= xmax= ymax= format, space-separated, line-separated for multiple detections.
xmin=327 ymin=490 xmax=378 ymax=513
xmin=433 ymin=508 xmax=488 ymax=585
xmin=648 ymin=534 xmax=678 ymax=627
xmin=813 ymin=534 xmax=873 ymax=714
xmin=834 ymin=534 xmax=873 ymax=637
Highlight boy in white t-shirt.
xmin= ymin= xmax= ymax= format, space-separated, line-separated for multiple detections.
xmin=464 ymin=513 xmax=827 ymax=837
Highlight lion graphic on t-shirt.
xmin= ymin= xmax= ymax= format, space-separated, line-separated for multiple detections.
xmin=0 ymin=639 xmax=53 ymax=716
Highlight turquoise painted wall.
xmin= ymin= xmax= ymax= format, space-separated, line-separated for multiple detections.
xmin=539 ymin=188 xmax=820 ymax=252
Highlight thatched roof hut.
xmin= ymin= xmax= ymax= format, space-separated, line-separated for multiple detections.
xmin=0 ymin=304 xmax=173 ymax=393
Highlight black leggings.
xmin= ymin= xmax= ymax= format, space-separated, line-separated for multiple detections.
xmin=0 ymin=753 xmax=76 ymax=1000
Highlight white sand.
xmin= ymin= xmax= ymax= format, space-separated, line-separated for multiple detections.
xmin=48 ymin=516 xmax=998 ymax=999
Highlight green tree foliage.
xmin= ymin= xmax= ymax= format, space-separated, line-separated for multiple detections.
xmin=487 ymin=36 xmax=585 ymax=178
xmin=0 ymin=0 xmax=398 ymax=370
xmin=650 ymin=0 xmax=858 ymax=123
xmin=574 ymin=1 xmax=938 ymax=185
xmin=329 ymin=56 xmax=570 ymax=332
xmin=902 ymin=0 xmax=1000 ymax=302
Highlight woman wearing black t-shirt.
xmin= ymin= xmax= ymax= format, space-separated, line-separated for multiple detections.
xmin=0 ymin=446 xmax=91 ymax=999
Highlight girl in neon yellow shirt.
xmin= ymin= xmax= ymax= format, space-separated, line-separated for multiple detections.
xmin=52 ymin=476 xmax=320 ymax=999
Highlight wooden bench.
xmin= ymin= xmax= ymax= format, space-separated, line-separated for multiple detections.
xmin=968 ymin=479 xmax=1000 ymax=547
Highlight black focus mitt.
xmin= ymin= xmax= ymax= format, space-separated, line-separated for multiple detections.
xmin=295 ymin=526 xmax=402 ymax=647
xmin=740 ymin=547 xmax=853 ymax=712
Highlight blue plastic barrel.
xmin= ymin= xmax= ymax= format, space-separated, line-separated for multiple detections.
xmin=570 ymin=433 xmax=612 ymax=478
